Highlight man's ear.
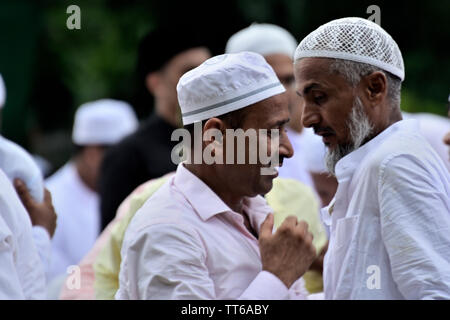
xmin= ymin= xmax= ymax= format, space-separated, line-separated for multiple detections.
xmin=203 ymin=118 xmax=225 ymax=145
xmin=145 ymin=72 xmax=161 ymax=95
xmin=363 ymin=71 xmax=387 ymax=106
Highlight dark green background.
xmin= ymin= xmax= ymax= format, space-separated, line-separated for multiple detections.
xmin=0 ymin=0 xmax=448 ymax=170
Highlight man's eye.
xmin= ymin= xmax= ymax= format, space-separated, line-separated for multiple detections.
xmin=314 ymin=95 xmax=326 ymax=104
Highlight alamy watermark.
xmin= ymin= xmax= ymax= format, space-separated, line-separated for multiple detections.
xmin=366 ymin=265 xmax=381 ymax=289
xmin=66 ymin=265 xmax=81 ymax=290
xmin=170 ymin=122 xmax=281 ymax=175
xmin=66 ymin=5 xmax=81 ymax=30
xmin=367 ymin=5 xmax=381 ymax=26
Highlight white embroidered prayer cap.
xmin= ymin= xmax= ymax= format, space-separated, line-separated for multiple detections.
xmin=72 ymin=99 xmax=138 ymax=145
xmin=225 ymin=23 xmax=297 ymax=58
xmin=294 ymin=17 xmax=405 ymax=81
xmin=177 ymin=52 xmax=286 ymax=125
xmin=0 ymin=74 xmax=6 ymax=109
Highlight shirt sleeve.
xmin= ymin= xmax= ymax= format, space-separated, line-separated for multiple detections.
xmin=32 ymin=226 xmax=52 ymax=276
xmin=119 ymin=223 xmax=289 ymax=300
xmin=378 ymin=154 xmax=450 ymax=299
xmin=0 ymin=215 xmax=25 ymax=299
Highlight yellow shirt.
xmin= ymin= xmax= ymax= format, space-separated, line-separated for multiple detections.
xmin=93 ymin=177 xmax=327 ymax=299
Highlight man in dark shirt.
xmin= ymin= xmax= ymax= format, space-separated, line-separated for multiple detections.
xmin=98 ymin=27 xmax=211 ymax=229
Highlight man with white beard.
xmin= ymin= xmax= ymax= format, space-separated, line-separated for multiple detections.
xmin=294 ymin=17 xmax=450 ymax=299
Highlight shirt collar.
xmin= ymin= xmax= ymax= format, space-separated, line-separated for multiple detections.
xmin=334 ymin=119 xmax=420 ymax=180
xmin=174 ymin=163 xmax=271 ymax=225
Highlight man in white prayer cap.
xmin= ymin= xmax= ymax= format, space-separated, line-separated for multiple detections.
xmin=46 ymin=99 xmax=138 ymax=285
xmin=0 ymin=74 xmax=57 ymax=288
xmin=294 ymin=17 xmax=450 ymax=299
xmin=117 ymin=52 xmax=317 ymax=300
xmin=226 ymin=23 xmax=315 ymax=189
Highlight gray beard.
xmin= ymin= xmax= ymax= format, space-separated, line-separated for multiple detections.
xmin=325 ymin=97 xmax=374 ymax=176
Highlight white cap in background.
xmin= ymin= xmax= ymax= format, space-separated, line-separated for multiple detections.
xmin=226 ymin=23 xmax=297 ymax=58
xmin=72 ymin=99 xmax=138 ymax=145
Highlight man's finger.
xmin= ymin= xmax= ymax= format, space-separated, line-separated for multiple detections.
xmin=43 ymin=188 xmax=52 ymax=204
xmin=280 ymin=215 xmax=298 ymax=228
xmin=14 ymin=178 xmax=34 ymax=207
xmin=259 ymin=213 xmax=274 ymax=239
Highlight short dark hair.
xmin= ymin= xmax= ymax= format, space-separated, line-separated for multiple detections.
xmin=136 ymin=26 xmax=207 ymax=84
xmin=183 ymin=107 xmax=249 ymax=138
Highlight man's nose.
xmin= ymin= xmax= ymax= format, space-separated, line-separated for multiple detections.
xmin=279 ymin=130 xmax=294 ymax=159
xmin=302 ymin=103 xmax=321 ymax=128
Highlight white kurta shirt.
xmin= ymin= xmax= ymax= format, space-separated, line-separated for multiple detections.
xmin=45 ymin=162 xmax=100 ymax=280
xmin=323 ymin=119 xmax=450 ymax=299
xmin=0 ymin=169 xmax=46 ymax=299
xmin=116 ymin=163 xmax=308 ymax=300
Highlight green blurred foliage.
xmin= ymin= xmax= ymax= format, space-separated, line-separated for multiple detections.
xmin=0 ymin=0 xmax=448 ymax=157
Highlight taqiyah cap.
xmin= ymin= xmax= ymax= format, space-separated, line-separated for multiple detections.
xmin=177 ymin=51 xmax=285 ymax=125
xmin=294 ymin=17 xmax=405 ymax=80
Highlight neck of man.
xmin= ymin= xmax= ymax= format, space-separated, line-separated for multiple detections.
xmin=370 ymin=107 xmax=404 ymax=142
xmin=184 ymin=163 xmax=245 ymax=214
xmin=74 ymin=156 xmax=96 ymax=192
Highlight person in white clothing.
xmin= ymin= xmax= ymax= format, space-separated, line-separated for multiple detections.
xmin=294 ymin=17 xmax=450 ymax=299
xmin=0 ymin=74 xmax=56 ymax=278
xmin=226 ymin=23 xmax=314 ymax=189
xmin=402 ymin=111 xmax=450 ymax=171
xmin=46 ymin=99 xmax=138 ymax=284
xmin=117 ymin=52 xmax=317 ymax=300
xmin=0 ymin=168 xmax=47 ymax=299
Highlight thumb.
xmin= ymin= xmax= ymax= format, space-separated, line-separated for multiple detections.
xmin=259 ymin=213 xmax=274 ymax=239
xmin=43 ymin=188 xmax=52 ymax=204
xmin=14 ymin=178 xmax=34 ymax=208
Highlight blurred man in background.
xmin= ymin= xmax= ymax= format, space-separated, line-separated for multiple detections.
xmin=0 ymin=74 xmax=57 ymax=283
xmin=46 ymin=99 xmax=137 ymax=286
xmin=98 ymin=26 xmax=211 ymax=230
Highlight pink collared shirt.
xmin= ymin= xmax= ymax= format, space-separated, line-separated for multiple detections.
xmin=116 ymin=163 xmax=307 ymax=299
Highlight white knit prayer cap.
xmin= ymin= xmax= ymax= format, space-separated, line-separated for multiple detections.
xmin=225 ymin=23 xmax=298 ymax=58
xmin=177 ymin=52 xmax=286 ymax=125
xmin=72 ymin=99 xmax=138 ymax=145
xmin=294 ymin=17 xmax=405 ymax=81
xmin=0 ymin=74 xmax=6 ymax=109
